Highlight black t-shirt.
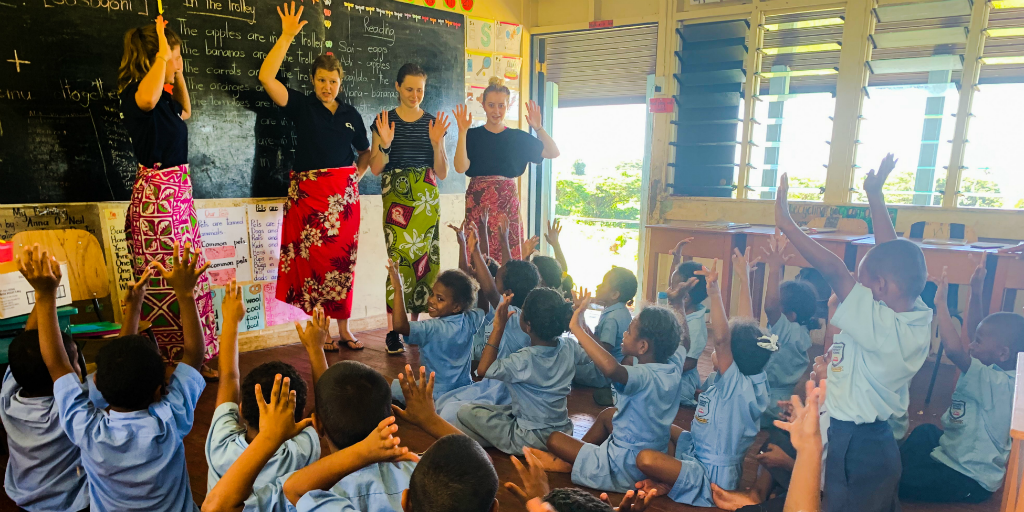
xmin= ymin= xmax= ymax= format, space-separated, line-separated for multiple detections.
xmin=281 ymin=87 xmax=370 ymax=172
xmin=119 ymin=82 xmax=189 ymax=168
xmin=370 ymin=109 xmax=435 ymax=171
xmin=465 ymin=126 xmax=544 ymax=178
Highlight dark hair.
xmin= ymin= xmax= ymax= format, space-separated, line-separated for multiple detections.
xmin=730 ymin=319 xmax=773 ymax=375
xmin=636 ymin=306 xmax=681 ymax=363
xmin=95 ymin=335 xmax=165 ymax=410
xmin=780 ymin=280 xmax=819 ymax=329
xmin=407 ymin=434 xmax=498 ymax=512
xmin=118 ymin=24 xmax=183 ymax=92
xmin=605 ymin=267 xmax=638 ymax=305
xmin=396 ymin=63 xmax=427 ymax=86
xmin=484 ymin=256 xmax=500 ymax=277
xmin=544 ymin=488 xmax=612 ymax=512
xmin=521 ymin=288 xmax=573 ymax=340
xmin=532 ymin=256 xmax=563 ymax=289
xmin=860 ymin=239 xmax=927 ymax=300
xmin=980 ymin=312 xmax=1024 ymax=355
xmin=9 ymin=330 xmax=79 ymax=396
xmin=483 ymin=76 xmax=511 ymax=103
xmin=500 ymin=260 xmax=541 ymax=309
xmin=796 ymin=267 xmax=831 ymax=319
xmin=315 ymin=361 xmax=392 ymax=450
xmin=676 ymin=261 xmax=708 ymax=304
xmin=241 ymin=361 xmax=308 ymax=427
xmin=435 ymin=269 xmax=479 ymax=314
xmin=311 ymin=54 xmax=344 ymax=80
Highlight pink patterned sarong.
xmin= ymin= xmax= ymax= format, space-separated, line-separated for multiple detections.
xmin=125 ymin=163 xmax=218 ymax=362
xmin=465 ymin=176 xmax=523 ymax=260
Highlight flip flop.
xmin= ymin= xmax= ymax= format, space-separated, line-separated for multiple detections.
xmin=324 ymin=340 xmax=341 ymax=352
xmin=342 ymin=339 xmax=364 ymax=350
xmin=200 ymin=364 xmax=220 ymax=382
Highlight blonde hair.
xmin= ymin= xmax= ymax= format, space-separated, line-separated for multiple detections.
xmin=312 ymin=54 xmax=345 ymax=80
xmin=117 ymin=24 xmax=182 ymax=93
xmin=483 ymin=76 xmax=510 ymax=103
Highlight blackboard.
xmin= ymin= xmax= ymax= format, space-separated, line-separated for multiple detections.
xmin=0 ymin=0 xmax=466 ymax=202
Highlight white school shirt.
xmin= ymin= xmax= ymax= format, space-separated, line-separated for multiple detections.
xmin=931 ymin=358 xmax=1015 ymax=492
xmin=827 ymin=283 xmax=933 ymax=424
xmin=0 ymin=368 xmax=89 ymax=512
xmin=205 ymin=402 xmax=320 ymax=493
xmin=685 ymin=304 xmax=709 ymax=359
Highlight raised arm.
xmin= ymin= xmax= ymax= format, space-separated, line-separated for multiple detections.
xmin=430 ymin=112 xmax=451 ymax=180
xmin=150 ymin=241 xmax=210 ymax=370
xmin=966 ymin=255 xmax=987 ymax=342
xmin=135 ymin=16 xmax=173 ymax=112
xmin=668 ymin=278 xmax=698 ymax=354
xmin=467 ymin=226 xmax=500 ymax=308
xmin=778 ymin=380 xmax=825 ymax=512
xmin=697 ymin=260 xmax=734 ymax=372
xmin=476 ymin=294 xmax=513 ymax=378
xmin=545 ymin=220 xmax=569 ymax=276
xmin=775 ymin=174 xmax=856 ymax=301
xmin=215 ymin=281 xmax=245 ymax=408
xmin=258 ymin=2 xmax=306 ymax=108
xmin=449 ymin=221 xmax=471 ymax=274
xmin=669 ymin=237 xmax=693 ymax=279
xmin=569 ymin=292 xmax=628 ymax=385
xmin=731 ymin=248 xmax=757 ymax=320
xmin=387 ymin=259 xmax=411 ymax=336
xmin=295 ymin=306 xmax=330 ymax=386
xmin=17 ymin=246 xmax=73 ymax=381
xmin=497 ymin=216 xmax=513 ymax=266
xmin=368 ymin=111 xmax=393 ymax=177
xmin=862 ymin=153 xmax=899 ymax=244
xmin=119 ymin=269 xmax=151 ymax=337
xmin=453 ymin=104 xmax=471 ymax=173
xmin=762 ymin=230 xmax=791 ymax=325
xmin=172 ymin=67 xmax=191 ymax=120
xmin=934 ymin=268 xmax=971 ymax=373
xmin=392 ymin=365 xmax=463 ymax=439
xmin=525 ymin=101 xmax=559 ymax=159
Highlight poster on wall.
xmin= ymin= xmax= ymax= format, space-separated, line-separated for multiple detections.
xmin=465 ymin=52 xmax=494 ymax=86
xmin=495 ymin=55 xmax=522 ymax=82
xmin=466 ymin=85 xmax=487 ymax=126
xmin=496 ymin=21 xmax=522 ymax=56
xmin=102 ymin=208 xmax=133 ymax=311
xmin=197 ymin=207 xmax=252 ymax=286
xmin=466 ymin=17 xmax=494 ymax=52
xmin=247 ymin=203 xmax=285 ymax=283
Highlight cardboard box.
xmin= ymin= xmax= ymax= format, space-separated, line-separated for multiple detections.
xmin=0 ymin=262 xmax=72 ymax=319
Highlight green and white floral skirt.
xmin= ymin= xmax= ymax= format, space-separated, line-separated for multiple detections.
xmin=382 ymin=166 xmax=441 ymax=314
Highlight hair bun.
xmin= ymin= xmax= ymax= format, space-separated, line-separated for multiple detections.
xmin=488 ymin=76 xmax=505 ymax=88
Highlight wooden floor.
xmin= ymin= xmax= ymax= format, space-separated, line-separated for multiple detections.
xmin=0 ymin=328 xmax=1005 ymax=512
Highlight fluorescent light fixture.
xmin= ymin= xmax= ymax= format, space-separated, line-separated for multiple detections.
xmin=980 ymin=55 xmax=1024 ymax=64
xmin=874 ymin=0 xmax=971 ymax=22
xmin=992 ymin=0 xmax=1024 ymax=8
xmin=763 ymin=17 xmax=844 ymax=31
xmin=986 ymin=27 xmax=1024 ymax=37
xmin=871 ymin=27 xmax=968 ymax=49
xmin=758 ymin=68 xmax=838 ymax=77
xmin=761 ymin=43 xmax=841 ymax=55
xmin=867 ymin=54 xmax=964 ymax=74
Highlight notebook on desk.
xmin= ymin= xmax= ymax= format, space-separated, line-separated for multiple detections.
xmin=692 ymin=221 xmax=752 ymax=230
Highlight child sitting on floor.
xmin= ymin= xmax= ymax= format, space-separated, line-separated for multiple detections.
xmin=760 ymin=231 xmax=819 ymax=426
xmin=21 ymin=241 xmax=208 ymax=511
xmin=666 ymin=260 xmax=709 ymax=408
xmin=455 ymin=288 xmax=576 ymax=455
xmin=387 ymin=260 xmax=485 ymax=402
xmin=633 ymin=250 xmax=773 ymax=507
xmin=574 ymin=266 xmax=637 ymax=406
xmin=535 ymin=294 xmax=682 ymax=494
xmin=899 ymin=262 xmax=1024 ymax=503
xmin=205 ymin=281 xmax=320 ymax=494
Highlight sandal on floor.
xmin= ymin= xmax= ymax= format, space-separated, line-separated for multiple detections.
xmin=342 ymin=339 xmax=364 ymax=350
xmin=324 ymin=340 xmax=341 ymax=352
xmin=200 ymin=364 xmax=220 ymax=382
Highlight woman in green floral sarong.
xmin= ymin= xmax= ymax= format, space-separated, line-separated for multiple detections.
xmin=369 ymin=63 xmax=452 ymax=354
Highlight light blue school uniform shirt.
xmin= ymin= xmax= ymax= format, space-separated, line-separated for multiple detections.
xmin=571 ymin=363 xmax=682 ymax=492
xmin=0 ymin=368 xmax=89 ymax=512
xmin=471 ymin=308 xmax=496 ymax=361
xmin=675 ymin=305 xmax=708 ymax=407
xmin=669 ymin=362 xmax=769 ymax=506
xmin=763 ymin=315 xmax=813 ymax=422
xmin=932 ymin=358 xmax=1015 ymax=492
xmin=393 ymin=309 xmax=485 ymax=402
xmin=205 ymin=402 xmax=321 ymax=493
xmin=595 ymin=302 xmax=632 ymax=363
xmin=827 ymin=283 xmax=933 ymax=424
xmin=54 ymin=363 xmax=205 ymax=512
xmin=249 ymin=460 xmax=416 ymax=512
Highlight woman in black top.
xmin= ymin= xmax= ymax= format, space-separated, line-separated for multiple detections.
xmin=117 ymin=16 xmax=219 ymax=378
xmin=453 ymin=76 xmax=560 ymax=260
xmin=259 ymin=2 xmax=371 ymax=349
xmin=368 ymin=63 xmax=451 ymax=354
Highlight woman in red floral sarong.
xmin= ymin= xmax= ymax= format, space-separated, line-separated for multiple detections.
xmin=453 ymin=76 xmax=560 ymax=259
xmin=259 ymin=3 xmax=370 ymax=349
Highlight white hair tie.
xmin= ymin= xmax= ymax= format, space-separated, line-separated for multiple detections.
xmin=757 ymin=334 xmax=780 ymax=352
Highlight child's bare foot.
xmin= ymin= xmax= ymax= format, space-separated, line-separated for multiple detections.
xmin=636 ymin=479 xmax=672 ymax=497
xmin=710 ymin=483 xmax=760 ymax=511
xmin=524 ymin=447 xmax=572 ymax=473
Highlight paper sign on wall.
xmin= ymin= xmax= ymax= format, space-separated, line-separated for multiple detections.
xmin=466 ymin=85 xmax=487 ymax=126
xmin=496 ymin=21 xmax=522 ymax=56
xmin=465 ymin=52 xmax=494 ymax=86
xmin=649 ymin=98 xmax=674 ymax=113
xmin=466 ymin=17 xmax=494 ymax=52
xmin=247 ymin=203 xmax=285 ymax=282
xmin=210 ymin=284 xmax=266 ymax=334
xmin=495 ymin=55 xmax=522 ymax=82
xmin=197 ymin=207 xmax=251 ymax=286
xmin=263 ymin=281 xmax=310 ymax=327
xmin=102 ymin=208 xmax=134 ymax=310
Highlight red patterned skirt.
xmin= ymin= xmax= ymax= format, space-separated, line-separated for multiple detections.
xmin=276 ymin=167 xmax=360 ymax=319
xmin=126 ymin=164 xmax=218 ymax=362
xmin=465 ymin=176 xmax=522 ymax=260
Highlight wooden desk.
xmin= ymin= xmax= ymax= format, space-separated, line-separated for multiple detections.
xmin=853 ymin=236 xmax=992 ymax=285
xmin=644 ymin=223 xmax=752 ymax=312
xmin=1002 ymin=352 xmax=1024 ymax=512
xmin=990 ymin=254 xmax=1024 ymax=315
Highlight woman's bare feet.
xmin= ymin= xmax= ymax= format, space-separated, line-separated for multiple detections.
xmin=710 ymin=483 xmax=761 ymax=511
xmin=524 ymin=447 xmax=572 ymax=473
xmin=334 ymin=318 xmax=363 ymax=350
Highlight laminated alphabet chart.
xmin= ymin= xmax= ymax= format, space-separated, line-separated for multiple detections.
xmin=197 ymin=207 xmax=252 ymax=286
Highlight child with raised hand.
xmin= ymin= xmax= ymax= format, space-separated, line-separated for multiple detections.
xmin=455 ymin=289 xmax=576 ymax=454
xmin=386 ymin=259 xmax=485 ymax=402
xmin=20 ymin=241 xmax=208 ymax=511
xmin=775 ymin=154 xmax=933 ymax=512
xmin=205 ymin=281 xmax=320 ymax=494
xmin=899 ymin=260 xmax=1023 ymax=503
xmin=534 ymin=291 xmax=682 ymax=494
xmin=632 ymin=253 xmax=772 ymax=507
xmin=760 ymin=231 xmax=819 ymax=427
xmin=575 ymin=266 xmax=638 ymax=406
xmin=778 ymin=379 xmax=827 ymax=512
xmin=666 ymin=238 xmax=710 ymax=407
